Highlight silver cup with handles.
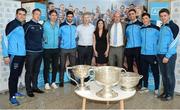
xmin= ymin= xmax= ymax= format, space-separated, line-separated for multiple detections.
xmin=92 ymin=66 xmax=126 ymax=98
xmin=119 ymin=72 xmax=143 ymax=91
xmin=66 ymin=65 xmax=94 ymax=91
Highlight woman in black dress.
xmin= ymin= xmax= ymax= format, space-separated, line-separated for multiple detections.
xmin=93 ymin=19 xmax=109 ymax=66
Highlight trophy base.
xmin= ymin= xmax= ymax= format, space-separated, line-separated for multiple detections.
xmin=96 ymin=88 xmax=118 ymax=98
xmin=75 ymin=85 xmax=90 ymax=91
xmin=121 ymin=86 xmax=135 ymax=91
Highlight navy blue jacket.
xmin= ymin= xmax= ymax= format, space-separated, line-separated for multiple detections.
xmin=125 ymin=20 xmax=143 ymax=48
xmin=157 ymin=20 xmax=179 ymax=58
xmin=140 ymin=24 xmax=160 ymax=55
xmin=2 ymin=19 xmax=26 ymax=57
xmin=23 ymin=20 xmax=43 ymax=52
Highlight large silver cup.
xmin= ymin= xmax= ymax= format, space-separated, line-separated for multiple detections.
xmin=119 ymin=72 xmax=143 ymax=91
xmin=66 ymin=65 xmax=93 ymax=91
xmin=93 ymin=66 xmax=126 ymax=98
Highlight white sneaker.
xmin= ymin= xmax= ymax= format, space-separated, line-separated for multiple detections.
xmin=139 ymin=87 xmax=149 ymax=93
xmin=154 ymin=90 xmax=159 ymax=98
xmin=45 ymin=83 xmax=51 ymax=90
xmin=51 ymin=82 xmax=58 ymax=89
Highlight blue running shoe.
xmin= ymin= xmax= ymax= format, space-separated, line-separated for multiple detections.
xmin=15 ymin=92 xmax=25 ymax=98
xmin=9 ymin=96 xmax=20 ymax=106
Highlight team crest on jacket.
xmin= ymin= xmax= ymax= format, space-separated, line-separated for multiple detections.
xmin=31 ymin=26 xmax=35 ymax=29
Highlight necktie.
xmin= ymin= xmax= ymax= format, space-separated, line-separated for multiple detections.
xmin=114 ymin=23 xmax=118 ymax=45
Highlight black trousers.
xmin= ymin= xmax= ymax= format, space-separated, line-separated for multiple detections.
xmin=9 ymin=55 xmax=25 ymax=99
xmin=25 ymin=51 xmax=42 ymax=93
xmin=43 ymin=49 xmax=59 ymax=84
xmin=125 ymin=47 xmax=141 ymax=86
xmin=125 ymin=47 xmax=141 ymax=73
xmin=77 ymin=46 xmax=93 ymax=65
xmin=60 ymin=48 xmax=76 ymax=83
xmin=141 ymin=55 xmax=160 ymax=90
xmin=157 ymin=54 xmax=177 ymax=96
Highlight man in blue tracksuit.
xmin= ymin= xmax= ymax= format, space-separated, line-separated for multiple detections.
xmin=43 ymin=10 xmax=59 ymax=90
xmin=1 ymin=8 xmax=27 ymax=106
xmin=139 ymin=13 xmax=160 ymax=96
xmin=157 ymin=8 xmax=179 ymax=101
xmin=125 ymin=9 xmax=143 ymax=88
xmin=59 ymin=11 xmax=77 ymax=87
xmin=23 ymin=8 xmax=44 ymax=97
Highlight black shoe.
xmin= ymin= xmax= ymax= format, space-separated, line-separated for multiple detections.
xmin=158 ymin=93 xmax=166 ymax=98
xmin=33 ymin=88 xmax=44 ymax=93
xmin=136 ymin=85 xmax=142 ymax=91
xmin=161 ymin=95 xmax=173 ymax=101
xmin=59 ymin=82 xmax=64 ymax=87
xmin=27 ymin=92 xmax=34 ymax=97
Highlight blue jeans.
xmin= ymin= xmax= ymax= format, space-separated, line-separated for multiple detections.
xmin=157 ymin=54 xmax=177 ymax=96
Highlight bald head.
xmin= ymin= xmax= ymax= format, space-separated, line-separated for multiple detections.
xmin=113 ymin=12 xmax=121 ymax=23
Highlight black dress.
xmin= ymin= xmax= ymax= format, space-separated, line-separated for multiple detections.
xmin=94 ymin=30 xmax=108 ymax=64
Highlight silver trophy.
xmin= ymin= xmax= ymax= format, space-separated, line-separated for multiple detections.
xmin=119 ymin=72 xmax=143 ymax=91
xmin=66 ymin=65 xmax=93 ymax=91
xmin=92 ymin=66 xmax=126 ymax=98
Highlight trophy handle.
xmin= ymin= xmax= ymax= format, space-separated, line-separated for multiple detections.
xmin=85 ymin=68 xmax=95 ymax=84
xmin=139 ymin=75 xmax=143 ymax=79
xmin=120 ymin=68 xmax=126 ymax=74
xmin=66 ymin=67 xmax=79 ymax=87
xmin=119 ymin=68 xmax=127 ymax=85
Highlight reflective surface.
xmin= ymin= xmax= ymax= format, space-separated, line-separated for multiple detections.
xmin=93 ymin=66 xmax=126 ymax=98
xmin=71 ymin=65 xmax=91 ymax=78
xmin=67 ymin=65 xmax=92 ymax=91
xmin=120 ymin=72 xmax=143 ymax=91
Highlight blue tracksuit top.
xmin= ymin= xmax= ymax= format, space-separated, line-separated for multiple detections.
xmin=125 ymin=20 xmax=143 ymax=48
xmin=140 ymin=24 xmax=160 ymax=55
xmin=23 ymin=20 xmax=43 ymax=52
xmin=43 ymin=20 xmax=59 ymax=49
xmin=1 ymin=18 xmax=26 ymax=57
xmin=157 ymin=20 xmax=179 ymax=58
xmin=59 ymin=21 xmax=77 ymax=49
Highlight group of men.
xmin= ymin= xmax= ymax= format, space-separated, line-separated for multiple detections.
xmin=1 ymin=6 xmax=179 ymax=106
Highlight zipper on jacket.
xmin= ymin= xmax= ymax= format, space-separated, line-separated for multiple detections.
xmin=50 ymin=22 xmax=56 ymax=48
xmin=159 ymin=26 xmax=164 ymax=53
xmin=132 ymin=25 xmax=135 ymax=47
xmin=145 ymin=28 xmax=147 ymax=54
xmin=53 ymin=26 xmax=55 ymax=48
xmin=70 ymin=25 xmax=72 ymax=48
xmin=17 ymin=43 xmax=19 ymax=53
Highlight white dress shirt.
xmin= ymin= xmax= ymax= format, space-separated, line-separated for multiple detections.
xmin=77 ymin=23 xmax=95 ymax=46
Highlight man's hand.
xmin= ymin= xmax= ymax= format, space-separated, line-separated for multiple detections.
xmin=3 ymin=57 xmax=10 ymax=64
xmin=162 ymin=57 xmax=169 ymax=64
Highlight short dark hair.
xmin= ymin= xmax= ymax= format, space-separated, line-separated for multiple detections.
xmin=32 ymin=8 xmax=41 ymax=14
xmin=49 ymin=9 xmax=57 ymax=15
xmin=48 ymin=2 xmax=54 ymax=5
xmin=142 ymin=13 xmax=150 ymax=18
xmin=159 ymin=8 xmax=170 ymax=15
xmin=66 ymin=11 xmax=74 ymax=16
xmin=16 ymin=8 xmax=27 ymax=14
xmin=129 ymin=3 xmax=136 ymax=7
xmin=128 ymin=8 xmax=136 ymax=13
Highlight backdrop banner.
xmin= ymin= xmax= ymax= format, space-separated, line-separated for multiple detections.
xmin=0 ymin=0 xmax=23 ymax=93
